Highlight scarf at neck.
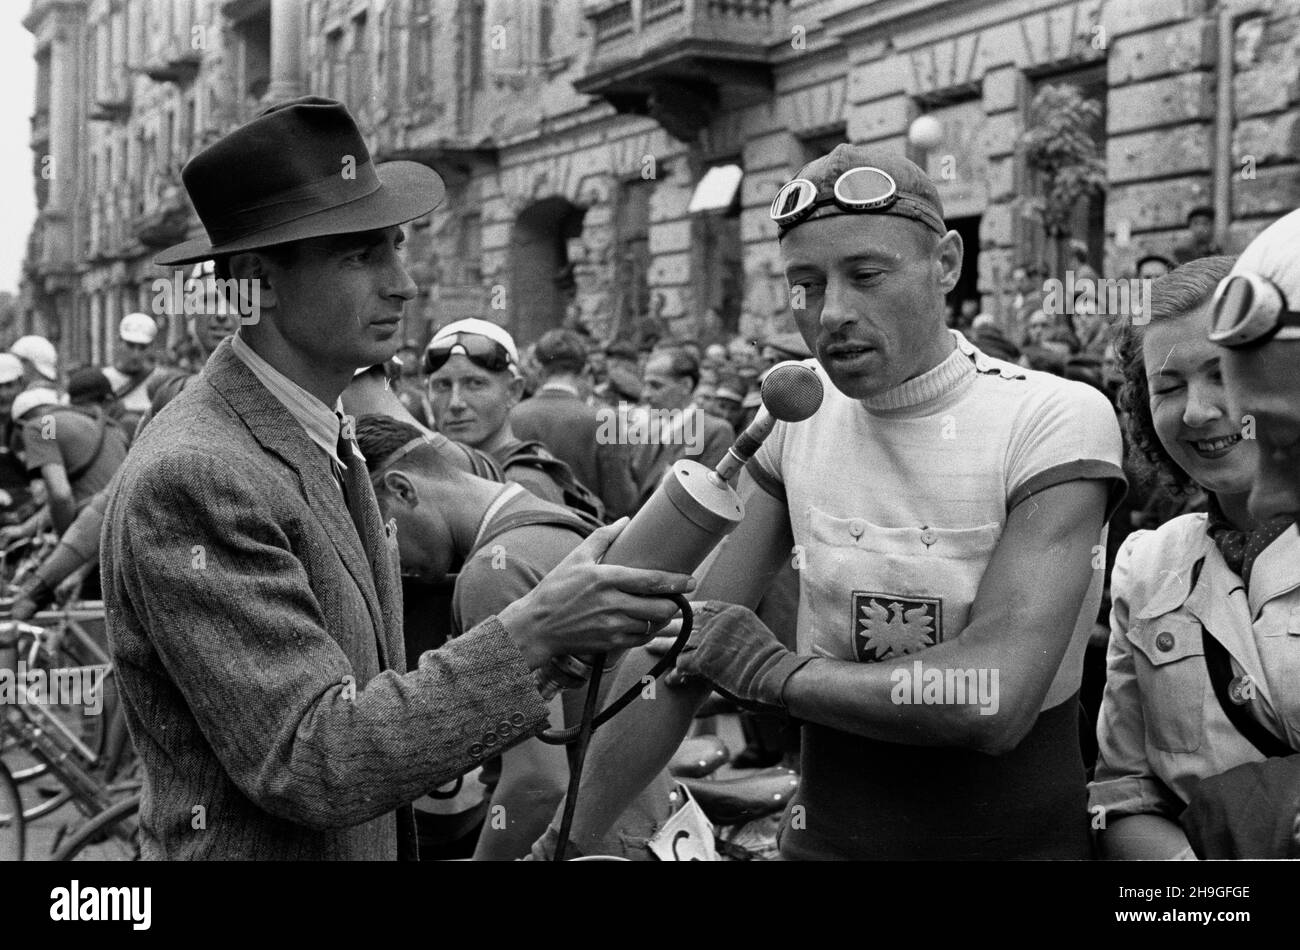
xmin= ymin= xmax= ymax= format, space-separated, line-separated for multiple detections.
xmin=1205 ymin=495 xmax=1292 ymax=586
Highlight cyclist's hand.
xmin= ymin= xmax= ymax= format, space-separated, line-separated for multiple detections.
xmin=0 ymin=489 xmax=12 ymax=508
xmin=0 ymin=525 xmax=28 ymax=549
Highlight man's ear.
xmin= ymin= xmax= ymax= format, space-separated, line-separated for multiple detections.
xmin=228 ymin=251 xmax=277 ymax=311
xmin=381 ymin=470 xmax=418 ymax=508
xmin=935 ymin=229 xmax=964 ymax=294
xmin=507 ymin=374 xmax=525 ymax=406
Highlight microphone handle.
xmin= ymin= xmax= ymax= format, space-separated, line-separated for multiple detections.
xmin=534 ymin=459 xmax=745 ymax=699
xmin=714 ymin=408 xmax=774 ymax=484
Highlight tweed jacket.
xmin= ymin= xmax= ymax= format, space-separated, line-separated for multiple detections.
xmin=101 ymin=339 xmax=549 ymax=860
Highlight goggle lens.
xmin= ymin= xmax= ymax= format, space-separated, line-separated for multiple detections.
xmin=834 ymin=167 xmax=897 ymax=208
xmin=1212 ymin=276 xmax=1256 ymax=340
xmin=770 ymin=180 xmax=815 ymax=222
xmin=424 ymin=334 xmax=514 ymax=374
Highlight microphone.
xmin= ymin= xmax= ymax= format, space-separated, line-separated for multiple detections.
xmin=712 ymin=361 xmax=823 ymax=484
xmin=535 ymin=361 xmax=824 ymax=699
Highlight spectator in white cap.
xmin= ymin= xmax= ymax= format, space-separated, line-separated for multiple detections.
xmin=424 ymin=318 xmax=602 ymax=518
xmin=8 ymin=383 xmax=129 ymax=536
xmin=9 ymin=335 xmax=58 ymax=387
xmin=101 ymin=311 xmax=162 ymax=431
xmin=0 ymin=353 xmax=29 ymax=516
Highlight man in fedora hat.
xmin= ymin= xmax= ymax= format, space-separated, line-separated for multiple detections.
xmin=101 ymin=97 xmax=693 ymax=860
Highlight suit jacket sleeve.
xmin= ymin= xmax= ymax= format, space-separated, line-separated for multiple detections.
xmin=595 ymin=440 xmax=638 ymax=520
xmin=112 ymin=448 xmax=550 ymax=831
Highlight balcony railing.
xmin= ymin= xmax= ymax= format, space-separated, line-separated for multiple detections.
xmin=578 ymin=0 xmax=780 ymax=140
xmin=587 ymin=0 xmax=779 ymax=71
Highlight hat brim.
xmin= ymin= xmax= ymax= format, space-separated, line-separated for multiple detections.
xmin=154 ymin=160 xmax=446 ymax=267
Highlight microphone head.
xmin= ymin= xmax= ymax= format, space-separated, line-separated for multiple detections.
xmin=761 ymin=361 xmax=824 ymax=422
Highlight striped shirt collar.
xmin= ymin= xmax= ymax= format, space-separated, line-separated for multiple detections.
xmin=230 ymin=331 xmax=346 ymax=469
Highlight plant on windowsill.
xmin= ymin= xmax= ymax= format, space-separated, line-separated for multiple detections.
xmin=1018 ymin=83 xmax=1107 ymax=279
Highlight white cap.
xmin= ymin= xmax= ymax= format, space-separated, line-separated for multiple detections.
xmin=9 ymin=336 xmax=57 ymax=381
xmin=0 ymin=353 xmax=24 ymax=385
xmin=11 ymin=387 xmax=60 ymax=421
xmin=428 ymin=318 xmax=520 ymax=366
xmin=120 ymin=312 xmax=159 ymax=345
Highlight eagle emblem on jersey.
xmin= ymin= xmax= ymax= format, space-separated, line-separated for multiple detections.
xmin=851 ymin=592 xmax=942 ymax=663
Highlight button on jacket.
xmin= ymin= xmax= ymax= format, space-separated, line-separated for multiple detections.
xmin=1090 ymin=514 xmax=1300 ymax=821
xmin=101 ymin=339 xmax=549 ymax=860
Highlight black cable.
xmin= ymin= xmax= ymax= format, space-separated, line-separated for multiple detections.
xmin=538 ymin=594 xmax=694 ymax=746
xmin=546 ymin=594 xmax=693 ymax=861
xmin=552 ymin=658 xmax=603 ymax=862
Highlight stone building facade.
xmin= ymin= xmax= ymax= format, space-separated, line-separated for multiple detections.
xmin=22 ymin=0 xmax=1300 ymax=367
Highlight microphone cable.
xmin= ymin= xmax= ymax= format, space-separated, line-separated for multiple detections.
xmin=538 ymin=595 xmax=694 ymax=861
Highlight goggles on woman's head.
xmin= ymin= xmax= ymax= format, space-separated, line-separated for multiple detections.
xmin=770 ymin=166 xmax=900 ymax=230
xmin=423 ymin=332 xmax=516 ymax=375
xmin=1208 ymin=271 xmax=1300 ymax=349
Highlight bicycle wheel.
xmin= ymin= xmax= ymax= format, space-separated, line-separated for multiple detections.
xmin=9 ymin=623 xmax=112 ymax=785
xmin=0 ymin=760 xmax=24 ymax=860
xmin=51 ymin=794 xmax=141 ymax=861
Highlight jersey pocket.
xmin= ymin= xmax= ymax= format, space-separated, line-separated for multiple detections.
xmin=1124 ymin=615 xmax=1207 ymax=754
xmin=798 ymin=507 xmax=1002 ymax=659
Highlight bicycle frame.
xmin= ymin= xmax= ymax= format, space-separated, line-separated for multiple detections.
xmin=1 ymin=619 xmax=126 ymax=820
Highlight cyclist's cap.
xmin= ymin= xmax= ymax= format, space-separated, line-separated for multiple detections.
xmin=0 ymin=354 xmax=23 ymax=385
xmin=780 ymin=144 xmax=946 ymax=239
xmin=428 ymin=318 xmax=520 ymax=366
xmin=12 ymin=387 xmax=61 ymax=421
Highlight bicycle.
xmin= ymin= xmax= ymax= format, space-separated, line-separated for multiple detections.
xmin=0 ymin=608 xmax=141 ymax=860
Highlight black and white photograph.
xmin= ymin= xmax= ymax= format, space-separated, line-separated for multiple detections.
xmin=0 ymin=0 xmax=1296 ymax=934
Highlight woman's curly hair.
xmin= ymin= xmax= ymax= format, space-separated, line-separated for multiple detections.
xmin=1110 ymin=254 xmax=1236 ymax=496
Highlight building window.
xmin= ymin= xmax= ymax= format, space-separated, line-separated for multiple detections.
xmin=538 ymin=0 xmax=554 ymax=63
xmin=410 ymin=0 xmax=434 ymax=98
xmin=614 ymin=178 xmax=653 ymax=338
xmin=1026 ymin=65 xmax=1107 ymax=276
xmin=351 ymin=11 xmax=371 ymax=109
xmin=690 ymin=161 xmax=743 ymax=337
xmin=231 ymin=8 xmax=272 ymax=108
xmin=458 ymin=212 xmax=483 ymax=285
xmin=325 ymin=28 xmax=344 ymax=100
xmin=468 ymin=0 xmax=485 ymax=91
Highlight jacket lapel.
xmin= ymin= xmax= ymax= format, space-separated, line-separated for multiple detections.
xmin=1246 ymin=523 xmax=1300 ymax=618
xmin=201 ymin=341 xmax=388 ymax=660
xmin=1180 ymin=539 xmax=1278 ymax=714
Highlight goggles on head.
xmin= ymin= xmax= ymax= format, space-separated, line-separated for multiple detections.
xmin=368 ymin=435 xmax=433 ymax=487
xmin=1208 ymin=271 xmax=1300 ymax=349
xmin=770 ymin=166 xmax=900 ymax=231
xmin=423 ymin=332 xmax=516 ymax=375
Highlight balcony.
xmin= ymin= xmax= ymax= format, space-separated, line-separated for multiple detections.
xmin=138 ymin=48 xmax=203 ymax=85
xmin=88 ymin=88 xmax=132 ymax=124
xmin=373 ymin=135 xmax=498 ymax=189
xmin=575 ymin=0 xmax=781 ymax=141
xmin=132 ymin=192 xmax=195 ymax=250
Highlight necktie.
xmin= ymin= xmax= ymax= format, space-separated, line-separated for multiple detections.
xmin=336 ymin=421 xmax=401 ymax=670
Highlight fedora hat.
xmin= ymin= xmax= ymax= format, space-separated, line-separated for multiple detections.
xmin=155 ymin=97 xmax=445 ymax=266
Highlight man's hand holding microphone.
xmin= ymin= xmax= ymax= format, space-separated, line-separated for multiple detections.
xmin=495 ymin=517 xmax=695 ymax=679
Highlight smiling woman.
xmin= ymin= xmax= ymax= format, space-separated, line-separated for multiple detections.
xmin=1113 ymin=256 xmax=1242 ymax=498
xmin=1090 ymin=253 xmax=1300 ymax=860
